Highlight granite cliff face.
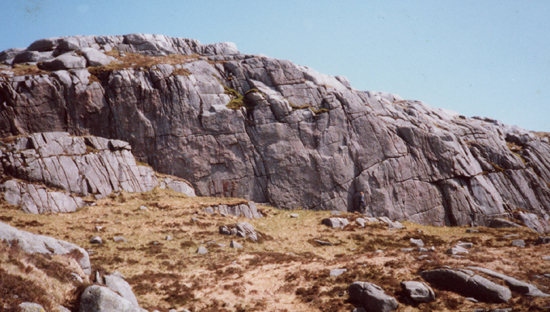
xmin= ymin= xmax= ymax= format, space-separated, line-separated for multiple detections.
xmin=1 ymin=34 xmax=549 ymax=228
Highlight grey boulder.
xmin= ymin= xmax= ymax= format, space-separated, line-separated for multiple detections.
xmin=80 ymin=47 xmax=111 ymax=67
xmin=38 ymin=53 xmax=87 ymax=70
xmin=104 ymin=274 xmax=139 ymax=306
xmin=468 ymin=266 xmax=549 ymax=297
xmin=400 ymin=281 xmax=435 ymax=303
xmin=322 ymin=217 xmax=349 ymax=229
xmin=421 ymin=268 xmax=511 ymax=303
xmin=80 ymin=285 xmax=142 ymax=312
xmin=18 ymin=302 xmax=46 ymax=312
xmin=0 ymin=221 xmax=91 ymax=275
xmin=348 ymin=281 xmax=399 ymax=312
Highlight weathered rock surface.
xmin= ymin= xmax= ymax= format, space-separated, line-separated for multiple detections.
xmin=468 ymin=266 xmax=549 ymax=297
xmin=421 ymin=268 xmax=511 ymax=303
xmin=18 ymin=302 xmax=46 ymax=312
xmin=0 ymin=221 xmax=91 ymax=274
xmin=104 ymin=274 xmax=140 ymax=306
xmin=400 ymin=281 xmax=435 ymax=303
xmin=0 ymin=132 xmax=195 ymax=213
xmin=2 ymin=34 xmax=550 ymax=230
xmin=348 ymin=281 xmax=399 ymax=312
xmin=322 ymin=217 xmax=350 ymax=229
xmin=79 ymin=285 xmax=142 ymax=312
xmin=203 ymin=201 xmax=262 ymax=218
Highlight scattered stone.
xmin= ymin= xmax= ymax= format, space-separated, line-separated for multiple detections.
xmin=456 ymin=242 xmax=473 ymax=249
xmin=314 ymin=239 xmax=333 ymax=246
xmin=466 ymin=297 xmax=480 ymax=303
xmin=410 ymin=238 xmax=424 ymax=247
xmin=290 ymin=213 xmax=299 ymax=218
xmin=388 ymin=221 xmax=404 ymax=230
xmin=71 ymin=273 xmax=84 ymax=283
xmin=401 ymin=281 xmax=435 ymax=303
xmin=466 ymin=228 xmax=479 ymax=233
xmin=113 ymin=237 xmax=127 ymax=243
xmin=191 ymin=217 xmax=199 ymax=223
xmin=95 ymin=226 xmax=103 ymax=231
xmin=90 ymin=236 xmax=103 ymax=244
xmin=401 ymin=248 xmax=415 ymax=252
xmin=330 ymin=269 xmax=347 ymax=277
xmin=139 ymin=206 xmax=148 ymax=210
xmin=544 ymin=274 xmax=550 ymax=279
xmin=418 ymin=255 xmax=429 ymax=260
xmin=429 ymin=246 xmax=435 ymax=252
xmin=196 ymin=247 xmax=208 ymax=254
xmin=331 ymin=211 xmax=341 ymax=215
xmin=165 ymin=235 xmax=172 ymax=241
xmin=446 ymin=245 xmax=469 ymax=255
xmin=349 ymin=281 xmax=399 ymax=312
xmin=512 ymin=239 xmax=526 ymax=247
xmin=468 ymin=266 xmax=549 ymax=297
xmin=503 ymin=234 xmax=519 ymax=238
xmin=322 ymin=217 xmax=350 ymax=229
xmin=418 ymin=247 xmax=428 ymax=252
xmin=230 ymin=240 xmax=243 ymax=248
xmin=421 ymin=268 xmax=511 ymax=303
xmin=355 ymin=218 xmax=366 ymax=227
xmin=543 ymin=256 xmax=550 ymax=261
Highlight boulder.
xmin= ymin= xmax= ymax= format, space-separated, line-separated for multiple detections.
xmin=196 ymin=246 xmax=208 ymax=254
xmin=104 ymin=274 xmax=139 ymax=306
xmin=12 ymin=51 xmax=55 ymax=64
xmin=400 ymin=281 xmax=435 ymax=303
xmin=468 ymin=266 xmax=549 ymax=297
xmin=322 ymin=217 xmax=349 ymax=229
xmin=38 ymin=53 xmax=87 ymax=70
xmin=80 ymin=285 xmax=142 ymax=312
xmin=421 ymin=268 xmax=511 ymax=303
xmin=488 ymin=218 xmax=522 ymax=229
xmin=446 ymin=245 xmax=469 ymax=255
xmin=230 ymin=240 xmax=243 ymax=248
xmin=348 ymin=281 xmax=399 ymax=312
xmin=330 ymin=269 xmax=347 ymax=277
xmin=0 ymin=221 xmax=91 ymax=275
xmin=80 ymin=48 xmax=111 ymax=67
xmin=410 ymin=238 xmax=424 ymax=247
xmin=18 ymin=302 xmax=46 ymax=312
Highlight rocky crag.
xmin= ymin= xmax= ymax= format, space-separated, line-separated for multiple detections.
xmin=1 ymin=34 xmax=550 ymax=230
xmin=0 ymin=132 xmax=195 ymax=214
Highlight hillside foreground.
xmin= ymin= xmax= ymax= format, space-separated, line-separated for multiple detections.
xmin=1 ymin=188 xmax=549 ymax=311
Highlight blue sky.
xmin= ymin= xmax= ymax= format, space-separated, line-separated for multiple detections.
xmin=2 ymin=0 xmax=549 ymax=131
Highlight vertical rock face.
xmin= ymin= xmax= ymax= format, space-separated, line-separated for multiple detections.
xmin=0 ymin=132 xmax=195 ymax=213
xmin=1 ymin=34 xmax=550 ymax=228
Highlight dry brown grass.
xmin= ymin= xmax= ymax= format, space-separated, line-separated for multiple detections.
xmin=0 ymin=188 xmax=549 ymax=311
xmin=88 ymin=51 xmax=198 ymax=76
xmin=0 ymin=64 xmax=49 ymax=78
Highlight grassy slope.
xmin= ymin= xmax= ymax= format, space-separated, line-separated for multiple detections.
xmin=0 ymin=188 xmax=549 ymax=311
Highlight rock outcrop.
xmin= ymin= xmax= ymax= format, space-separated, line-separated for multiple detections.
xmin=1 ymin=34 xmax=550 ymax=229
xmin=0 ymin=132 xmax=195 ymax=213
xmin=203 ymin=201 xmax=263 ymax=218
